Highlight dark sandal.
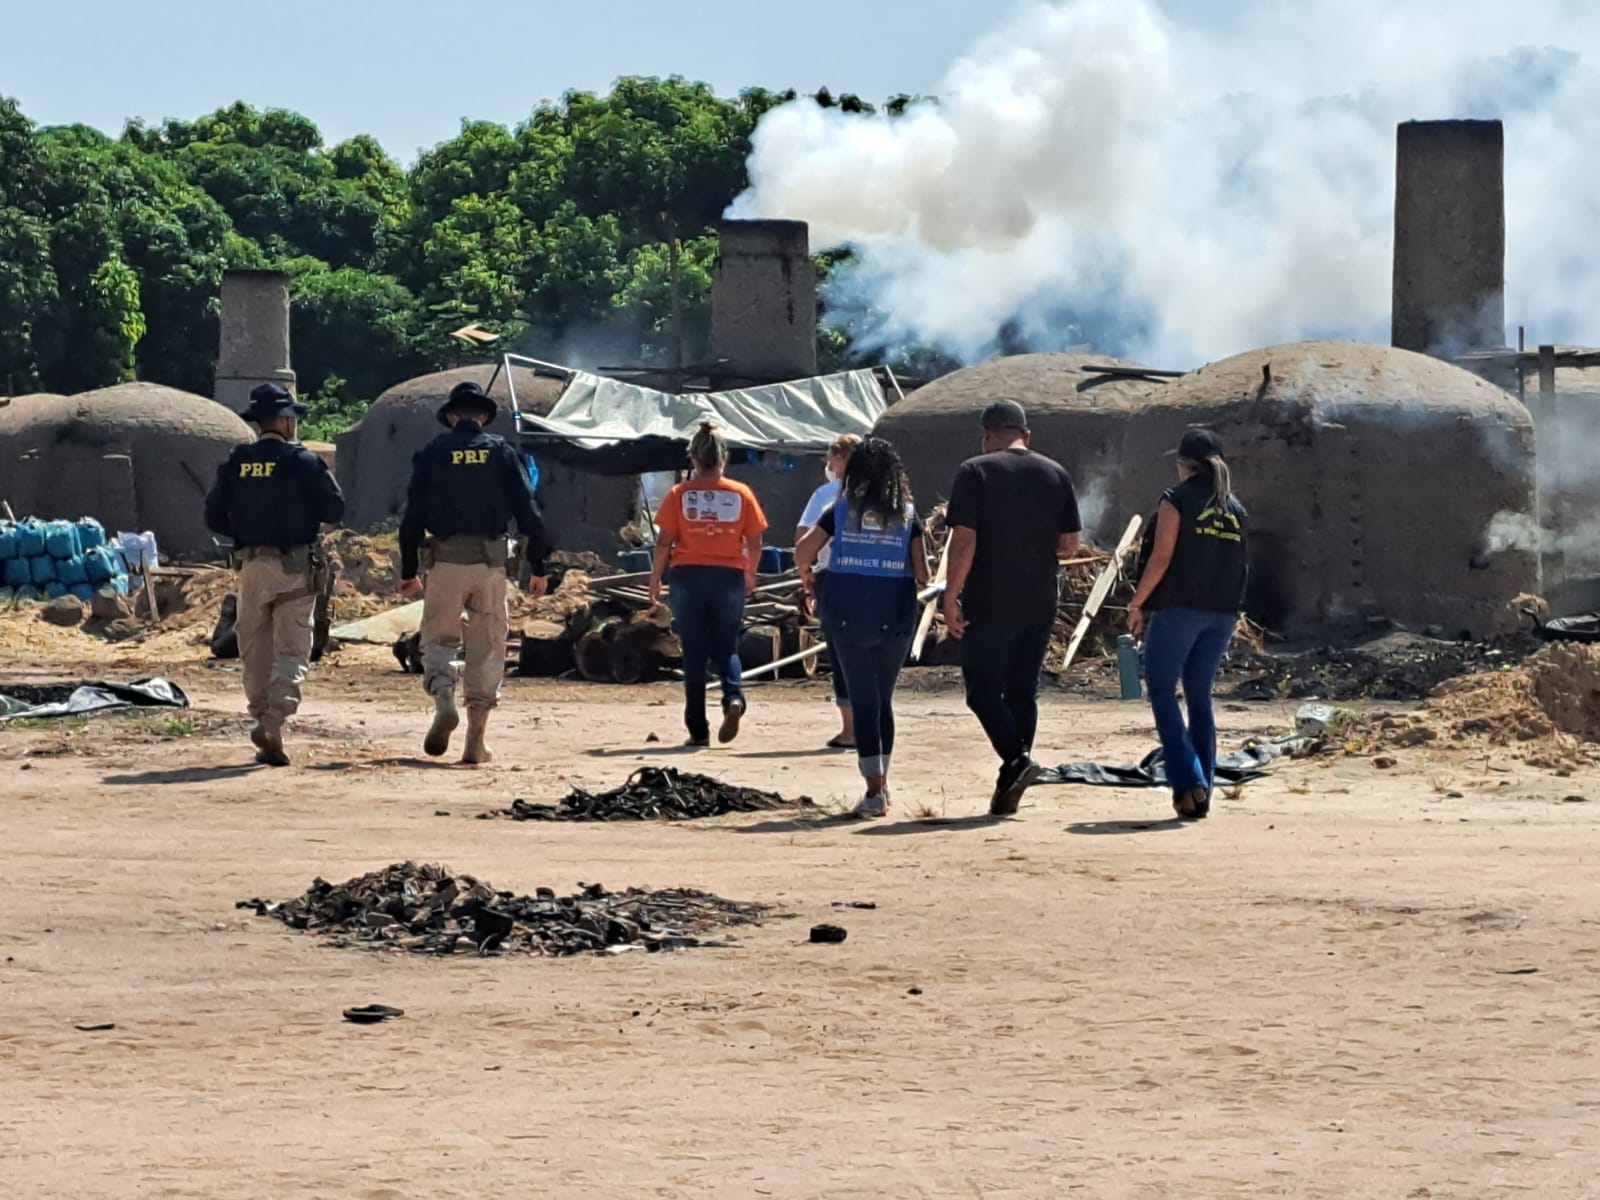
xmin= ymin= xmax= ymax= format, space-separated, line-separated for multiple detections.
xmin=825 ymin=736 xmax=856 ymax=750
xmin=1174 ymin=788 xmax=1208 ymax=821
xmin=343 ymin=1004 xmax=405 ymax=1024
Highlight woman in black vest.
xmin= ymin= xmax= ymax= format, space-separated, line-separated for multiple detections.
xmin=1127 ymin=428 xmax=1248 ymax=821
xmin=796 ymin=438 xmax=930 ymax=819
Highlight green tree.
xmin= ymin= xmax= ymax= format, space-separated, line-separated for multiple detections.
xmin=86 ymin=256 xmax=145 ymax=381
xmin=611 ymin=233 xmax=718 ymax=365
xmin=284 ymin=257 xmax=424 ymax=403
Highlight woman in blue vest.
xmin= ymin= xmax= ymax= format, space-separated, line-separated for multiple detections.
xmin=796 ymin=437 xmax=931 ymax=818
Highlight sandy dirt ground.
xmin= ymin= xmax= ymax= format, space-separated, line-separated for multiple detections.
xmin=2 ymin=635 xmax=1598 ymax=1199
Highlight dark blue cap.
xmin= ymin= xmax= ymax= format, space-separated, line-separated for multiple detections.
xmin=1173 ymin=427 xmax=1224 ymax=461
xmin=438 ymin=379 xmax=498 ymax=426
xmin=240 ymin=382 xmax=307 ymax=422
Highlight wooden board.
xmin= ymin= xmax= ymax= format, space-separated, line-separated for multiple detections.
xmin=1059 ymin=514 xmax=1142 ymax=671
xmin=909 ymin=536 xmax=953 ymax=662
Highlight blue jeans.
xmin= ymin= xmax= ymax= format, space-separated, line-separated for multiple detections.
xmin=668 ymin=565 xmax=746 ymax=740
xmin=827 ymin=628 xmax=913 ymax=778
xmin=1143 ymin=607 xmax=1237 ymax=795
xmin=815 ymin=571 xmax=849 ymax=708
xmin=960 ymin=622 xmax=1053 ymax=764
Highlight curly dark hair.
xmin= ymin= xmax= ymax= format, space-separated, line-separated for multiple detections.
xmin=839 ymin=436 xmax=912 ymax=521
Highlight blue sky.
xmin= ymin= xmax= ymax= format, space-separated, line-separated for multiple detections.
xmin=2 ymin=0 xmax=1006 ymax=161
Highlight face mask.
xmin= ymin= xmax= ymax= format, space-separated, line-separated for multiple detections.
xmin=825 ymin=465 xmax=840 ymax=483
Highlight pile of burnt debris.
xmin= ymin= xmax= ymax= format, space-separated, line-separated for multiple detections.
xmin=1225 ymin=631 xmax=1540 ymax=702
xmin=486 ymin=766 xmax=810 ymax=823
xmin=238 ymin=862 xmax=771 ymax=956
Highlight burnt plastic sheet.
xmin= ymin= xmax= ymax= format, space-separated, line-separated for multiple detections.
xmin=0 ymin=677 xmax=189 ymax=721
xmin=1039 ymin=745 xmax=1274 ymax=790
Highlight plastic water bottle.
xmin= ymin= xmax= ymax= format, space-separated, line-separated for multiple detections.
xmin=1117 ymin=634 xmax=1143 ymax=701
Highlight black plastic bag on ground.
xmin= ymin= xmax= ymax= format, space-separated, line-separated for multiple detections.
xmin=1539 ymin=615 xmax=1600 ymax=644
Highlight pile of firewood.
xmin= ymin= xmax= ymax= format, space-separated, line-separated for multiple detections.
xmin=511 ymin=569 xmax=819 ymax=685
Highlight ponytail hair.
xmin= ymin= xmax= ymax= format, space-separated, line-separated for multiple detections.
xmin=688 ymin=421 xmax=728 ymax=473
xmin=1179 ymin=452 xmax=1234 ymax=510
xmin=1207 ymin=454 xmax=1232 ymax=509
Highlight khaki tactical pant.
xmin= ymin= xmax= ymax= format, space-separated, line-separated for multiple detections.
xmin=420 ymin=561 xmax=509 ymax=709
xmin=236 ymin=555 xmax=315 ymax=726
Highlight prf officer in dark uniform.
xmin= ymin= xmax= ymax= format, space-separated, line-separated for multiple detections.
xmin=204 ymin=383 xmax=346 ymax=766
xmin=398 ymin=380 xmax=549 ymax=764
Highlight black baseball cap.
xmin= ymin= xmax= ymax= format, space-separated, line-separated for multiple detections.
xmin=1173 ymin=427 xmax=1224 ymax=460
xmin=980 ymin=399 xmax=1028 ymax=431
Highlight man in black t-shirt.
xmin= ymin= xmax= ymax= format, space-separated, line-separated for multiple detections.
xmin=942 ymin=399 xmax=1081 ymax=815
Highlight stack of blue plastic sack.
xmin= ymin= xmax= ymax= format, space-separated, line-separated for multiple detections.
xmin=0 ymin=517 xmax=131 ymax=604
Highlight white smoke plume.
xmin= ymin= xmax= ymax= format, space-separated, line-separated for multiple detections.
xmin=1073 ymin=472 xmax=1111 ymax=543
xmin=1484 ymin=510 xmax=1540 ymax=555
xmin=729 ymin=0 xmax=1600 ymax=367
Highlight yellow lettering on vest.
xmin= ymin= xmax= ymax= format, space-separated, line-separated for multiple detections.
xmin=452 ymin=449 xmax=489 ymax=465
xmin=239 ymin=461 xmax=277 ymax=478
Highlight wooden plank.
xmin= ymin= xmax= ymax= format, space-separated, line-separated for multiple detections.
xmin=909 ymin=534 xmax=953 ymax=661
xmin=713 ymin=581 xmax=944 ymax=690
xmin=1059 ymin=514 xmax=1142 ymax=671
xmin=142 ymin=569 xmax=162 ymax=625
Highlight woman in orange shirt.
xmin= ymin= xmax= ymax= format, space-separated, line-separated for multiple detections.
xmin=648 ymin=423 xmax=768 ymax=747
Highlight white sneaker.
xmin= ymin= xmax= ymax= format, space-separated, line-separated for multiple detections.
xmin=852 ymin=789 xmax=889 ymax=819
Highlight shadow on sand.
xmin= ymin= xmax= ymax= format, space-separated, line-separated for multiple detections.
xmin=103 ymin=763 xmax=263 ymax=785
xmin=1064 ymin=818 xmax=1188 ymax=836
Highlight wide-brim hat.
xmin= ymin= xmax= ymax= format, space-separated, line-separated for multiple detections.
xmin=438 ymin=380 xmax=499 ymax=427
xmin=240 ymin=382 xmax=308 ymax=423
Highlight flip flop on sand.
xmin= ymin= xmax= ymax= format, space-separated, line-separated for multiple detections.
xmin=825 ymin=736 xmax=856 ymax=750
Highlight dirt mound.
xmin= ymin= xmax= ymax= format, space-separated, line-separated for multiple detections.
xmin=238 ymin=862 xmax=771 ymax=956
xmin=490 ymin=767 xmax=810 ymax=822
xmin=1429 ymin=643 xmax=1600 ymax=753
xmin=1528 ymin=644 xmax=1600 ymax=741
xmin=327 ymin=531 xmax=398 ymax=596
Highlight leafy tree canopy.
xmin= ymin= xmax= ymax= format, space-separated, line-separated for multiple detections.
xmin=1 ymin=82 xmax=934 ymax=427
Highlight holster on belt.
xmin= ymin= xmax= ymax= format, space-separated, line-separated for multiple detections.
xmin=308 ymin=539 xmax=332 ymax=596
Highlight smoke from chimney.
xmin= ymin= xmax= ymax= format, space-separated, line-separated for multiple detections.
xmin=728 ymin=0 xmax=1600 ymax=367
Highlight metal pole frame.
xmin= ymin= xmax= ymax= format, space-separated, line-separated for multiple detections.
xmin=499 ymin=352 xmax=579 ymax=436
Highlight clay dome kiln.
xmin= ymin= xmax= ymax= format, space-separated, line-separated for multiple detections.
xmin=1116 ymin=341 xmax=1537 ymax=639
xmin=873 ymin=353 xmax=1163 ymax=539
xmin=0 ymin=382 xmax=251 ymax=558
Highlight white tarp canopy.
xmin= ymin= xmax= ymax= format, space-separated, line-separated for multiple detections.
xmin=511 ymin=366 xmax=886 ymax=454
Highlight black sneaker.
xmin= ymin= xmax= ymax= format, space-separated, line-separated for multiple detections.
xmin=989 ymin=753 xmax=1042 ymax=816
